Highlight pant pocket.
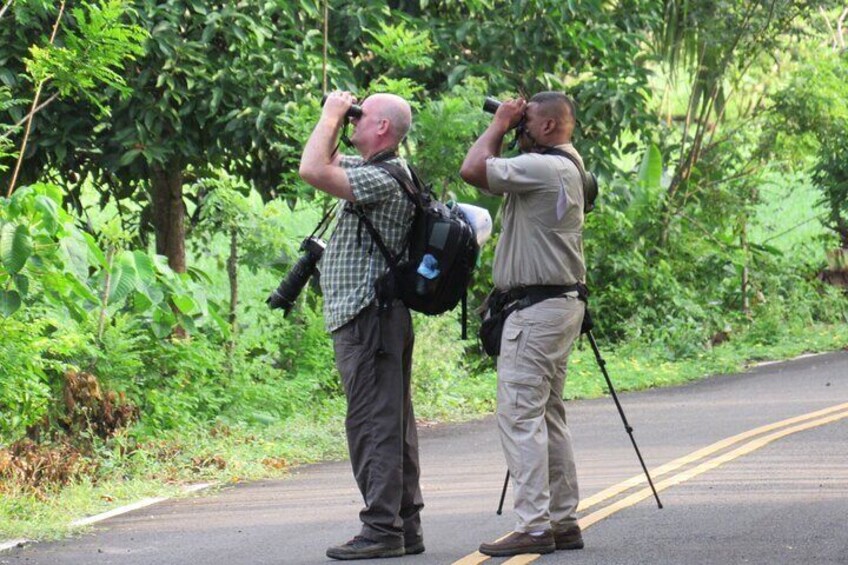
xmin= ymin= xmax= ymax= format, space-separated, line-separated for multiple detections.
xmin=498 ymin=323 xmax=543 ymax=386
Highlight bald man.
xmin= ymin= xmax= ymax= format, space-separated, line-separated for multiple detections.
xmin=461 ymin=92 xmax=587 ymax=556
xmin=299 ymin=92 xmax=424 ymax=560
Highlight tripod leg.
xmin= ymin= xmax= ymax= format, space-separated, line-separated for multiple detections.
xmin=496 ymin=470 xmax=510 ymax=515
xmin=587 ymin=330 xmax=663 ymax=509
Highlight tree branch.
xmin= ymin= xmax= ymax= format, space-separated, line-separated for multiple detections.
xmin=0 ymin=0 xmax=13 ymax=23
xmin=819 ymin=5 xmax=838 ymax=48
xmin=6 ymin=0 xmax=66 ymax=198
xmin=0 ymin=93 xmax=60 ymax=142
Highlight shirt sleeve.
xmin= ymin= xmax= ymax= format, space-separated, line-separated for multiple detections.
xmin=345 ymin=164 xmax=399 ymax=205
xmin=339 ymin=155 xmax=364 ymax=169
xmin=486 ymin=153 xmax=548 ymax=195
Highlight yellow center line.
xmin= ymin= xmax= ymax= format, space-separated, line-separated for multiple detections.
xmin=452 ymin=402 xmax=848 ymax=565
xmin=578 ymin=408 xmax=848 ymax=530
xmin=578 ymin=400 xmax=848 ymax=511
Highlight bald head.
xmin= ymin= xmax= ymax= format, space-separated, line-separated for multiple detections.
xmin=364 ymin=93 xmax=412 ymax=145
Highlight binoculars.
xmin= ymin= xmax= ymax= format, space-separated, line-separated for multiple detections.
xmin=483 ymin=96 xmax=502 ymax=114
xmin=321 ymin=94 xmax=363 ymax=119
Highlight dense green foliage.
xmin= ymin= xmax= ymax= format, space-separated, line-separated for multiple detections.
xmin=1 ymin=1 xmax=847 ymax=523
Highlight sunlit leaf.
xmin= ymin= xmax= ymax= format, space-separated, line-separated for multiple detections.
xmin=0 ymin=223 xmax=32 ymax=274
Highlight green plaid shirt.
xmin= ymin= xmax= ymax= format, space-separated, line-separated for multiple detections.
xmin=318 ymin=155 xmax=415 ymax=332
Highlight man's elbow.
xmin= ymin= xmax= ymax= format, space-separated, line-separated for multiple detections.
xmin=459 ymin=161 xmax=477 ymax=184
xmin=299 ymin=163 xmax=317 ymax=186
xmin=460 ymin=164 xmax=486 ymax=190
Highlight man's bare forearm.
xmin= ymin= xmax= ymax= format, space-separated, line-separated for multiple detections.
xmin=459 ymin=121 xmax=509 ymax=191
xmin=299 ymin=106 xmax=354 ymax=200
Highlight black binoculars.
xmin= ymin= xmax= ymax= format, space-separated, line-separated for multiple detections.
xmin=483 ymin=96 xmax=502 ymax=114
xmin=321 ymin=94 xmax=363 ymax=119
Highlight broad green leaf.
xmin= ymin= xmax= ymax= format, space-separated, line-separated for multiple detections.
xmin=152 ymin=307 xmax=176 ymax=338
xmin=14 ymin=274 xmax=29 ymax=297
xmin=34 ymin=195 xmax=59 ymax=235
xmin=0 ymin=289 xmax=21 ymax=317
xmin=637 ymin=144 xmax=662 ymax=191
xmin=83 ymin=232 xmax=108 ymax=269
xmin=132 ymin=251 xmax=155 ymax=283
xmin=118 ymin=149 xmax=142 ymax=167
xmin=172 ymin=293 xmax=198 ymax=315
xmin=179 ymin=313 xmax=197 ymax=334
xmin=139 ymin=283 xmax=165 ymax=306
xmin=130 ymin=290 xmax=153 ymax=313
xmin=185 ymin=265 xmax=213 ymax=284
xmin=209 ymin=305 xmax=231 ymax=338
xmin=107 ymin=262 xmax=139 ymax=305
xmin=0 ymin=223 xmax=33 ymax=274
xmin=59 ymin=235 xmax=90 ymax=280
xmin=64 ymin=273 xmax=100 ymax=305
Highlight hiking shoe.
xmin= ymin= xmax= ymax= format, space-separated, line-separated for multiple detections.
xmin=478 ymin=530 xmax=555 ymax=557
xmin=404 ymin=537 xmax=425 ymax=555
xmin=325 ymin=536 xmax=405 ymax=560
xmin=554 ymin=525 xmax=585 ymax=550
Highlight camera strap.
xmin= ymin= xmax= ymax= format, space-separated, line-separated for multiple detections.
xmin=309 ymin=204 xmax=338 ymax=240
xmin=539 ymin=146 xmax=598 ymax=213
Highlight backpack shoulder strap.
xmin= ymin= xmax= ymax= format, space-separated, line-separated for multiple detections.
xmin=371 ymin=161 xmax=425 ymax=210
xmin=344 ymin=160 xmax=419 ymax=273
xmin=345 ymin=204 xmax=399 ymax=270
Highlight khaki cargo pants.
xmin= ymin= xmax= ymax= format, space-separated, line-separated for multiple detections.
xmin=496 ymin=295 xmax=585 ymax=533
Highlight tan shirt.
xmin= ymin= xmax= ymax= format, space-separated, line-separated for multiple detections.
xmin=486 ymin=143 xmax=586 ymax=290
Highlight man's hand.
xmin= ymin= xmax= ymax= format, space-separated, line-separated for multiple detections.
xmin=460 ymin=97 xmax=526 ymax=191
xmin=322 ymin=91 xmax=356 ymax=123
xmin=493 ymin=98 xmax=526 ymax=132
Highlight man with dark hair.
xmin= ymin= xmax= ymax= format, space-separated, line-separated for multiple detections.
xmin=460 ymin=92 xmax=587 ymax=557
xmin=299 ymin=91 xmax=424 ymax=560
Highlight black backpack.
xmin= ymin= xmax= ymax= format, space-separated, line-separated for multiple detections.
xmin=348 ymin=161 xmax=480 ymax=319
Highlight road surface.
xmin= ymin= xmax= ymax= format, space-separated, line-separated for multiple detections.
xmin=3 ymin=351 xmax=847 ymax=564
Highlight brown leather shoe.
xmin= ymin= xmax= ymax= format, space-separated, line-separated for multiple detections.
xmin=554 ymin=525 xmax=585 ymax=550
xmin=478 ymin=530 xmax=556 ymax=557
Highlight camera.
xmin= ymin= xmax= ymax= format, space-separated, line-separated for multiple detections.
xmin=321 ymin=94 xmax=363 ymax=120
xmin=267 ymin=236 xmax=326 ymax=316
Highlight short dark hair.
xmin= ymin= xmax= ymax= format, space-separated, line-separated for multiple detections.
xmin=529 ymin=91 xmax=577 ymax=122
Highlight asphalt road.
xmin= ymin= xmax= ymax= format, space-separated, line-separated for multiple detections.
xmin=2 ymin=350 xmax=847 ymax=565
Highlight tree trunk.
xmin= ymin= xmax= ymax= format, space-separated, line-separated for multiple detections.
xmin=150 ymin=162 xmax=186 ymax=273
xmin=227 ymin=227 xmax=238 ymax=331
xmin=225 ymin=227 xmax=239 ymax=368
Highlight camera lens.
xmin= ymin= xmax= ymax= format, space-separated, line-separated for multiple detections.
xmin=267 ymin=237 xmax=326 ymax=316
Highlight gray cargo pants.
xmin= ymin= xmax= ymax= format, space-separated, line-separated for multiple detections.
xmin=496 ymin=295 xmax=584 ymax=533
xmin=331 ymin=301 xmax=424 ymax=545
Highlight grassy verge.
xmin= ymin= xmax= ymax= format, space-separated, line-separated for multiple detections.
xmin=2 ymin=320 xmax=847 ymax=542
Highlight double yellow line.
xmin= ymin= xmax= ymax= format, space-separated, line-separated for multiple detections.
xmin=453 ymin=401 xmax=848 ymax=565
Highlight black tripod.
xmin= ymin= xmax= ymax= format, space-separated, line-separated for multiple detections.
xmin=496 ymin=309 xmax=663 ymax=514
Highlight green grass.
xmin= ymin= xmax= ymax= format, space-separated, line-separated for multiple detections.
xmin=0 ymin=414 xmax=350 ymax=541
xmin=749 ymin=169 xmax=827 ymax=255
xmin=565 ymin=321 xmax=848 ymax=400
